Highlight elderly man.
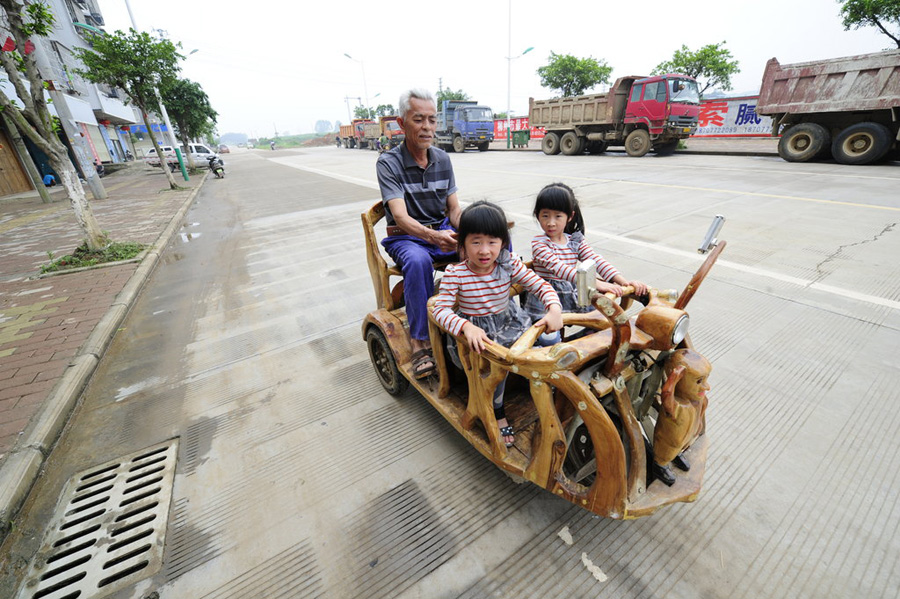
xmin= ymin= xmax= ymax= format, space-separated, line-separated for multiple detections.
xmin=376 ymin=89 xmax=461 ymax=379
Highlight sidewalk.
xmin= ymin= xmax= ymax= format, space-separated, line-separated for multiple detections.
xmin=0 ymin=163 xmax=204 ymax=533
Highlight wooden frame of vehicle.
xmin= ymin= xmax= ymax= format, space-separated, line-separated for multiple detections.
xmin=361 ymin=201 xmax=725 ymax=519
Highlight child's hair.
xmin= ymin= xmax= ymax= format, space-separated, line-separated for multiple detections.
xmin=533 ymin=182 xmax=585 ymax=235
xmin=457 ymin=201 xmax=511 ymax=250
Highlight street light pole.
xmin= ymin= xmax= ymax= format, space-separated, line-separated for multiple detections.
xmin=506 ymin=1 xmax=533 ymax=148
xmin=123 ymin=0 xmax=188 ymax=180
xmin=344 ymin=53 xmax=370 ymax=119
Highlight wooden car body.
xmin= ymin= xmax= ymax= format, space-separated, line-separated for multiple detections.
xmin=361 ymin=201 xmax=723 ymax=518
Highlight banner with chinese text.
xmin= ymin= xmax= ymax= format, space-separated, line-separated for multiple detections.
xmin=494 ymin=118 xmax=545 ymax=140
xmin=695 ymin=96 xmax=773 ymax=137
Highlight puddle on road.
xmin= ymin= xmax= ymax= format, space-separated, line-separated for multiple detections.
xmin=115 ymin=375 xmax=167 ymax=401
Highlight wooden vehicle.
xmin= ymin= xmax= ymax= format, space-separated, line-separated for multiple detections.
xmin=757 ymin=50 xmax=900 ymax=165
xmin=361 ymin=203 xmax=725 ymax=518
xmin=529 ymin=75 xmax=700 ymax=158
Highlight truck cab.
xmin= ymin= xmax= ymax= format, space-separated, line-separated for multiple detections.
xmin=436 ymin=100 xmax=495 ymax=152
xmin=625 ymin=76 xmax=700 ymax=139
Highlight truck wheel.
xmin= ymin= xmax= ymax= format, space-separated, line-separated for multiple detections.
xmin=366 ymin=327 xmax=409 ymax=396
xmin=542 ymin=132 xmax=561 ymax=155
xmin=478 ymin=141 xmax=490 ymax=152
xmin=453 ymin=136 xmax=465 ymax=153
xmin=560 ymin=132 xmax=584 ymax=155
xmin=778 ymin=123 xmax=830 ymax=162
xmin=587 ymin=141 xmax=608 ymax=154
xmin=831 ymin=122 xmax=892 ymax=165
xmin=625 ymin=129 xmax=651 ymax=157
xmin=654 ymin=141 xmax=678 ymax=156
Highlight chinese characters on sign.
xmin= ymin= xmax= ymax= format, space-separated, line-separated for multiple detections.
xmin=493 ymin=117 xmax=545 ymax=140
xmin=694 ymin=96 xmax=773 ymax=137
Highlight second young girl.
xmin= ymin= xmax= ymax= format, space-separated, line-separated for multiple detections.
xmin=524 ymin=182 xmax=647 ymax=323
xmin=432 ymin=201 xmax=562 ymax=447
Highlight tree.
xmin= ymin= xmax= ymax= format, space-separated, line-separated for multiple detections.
xmin=76 ymin=29 xmax=184 ymax=189
xmin=839 ymin=0 xmax=900 ymax=47
xmin=536 ymin=52 xmax=613 ymax=97
xmin=160 ymin=78 xmax=217 ymax=170
xmin=652 ymin=42 xmax=740 ymax=96
xmin=0 ymin=0 xmax=105 ymax=249
xmin=314 ymin=119 xmax=332 ymax=134
xmin=375 ymin=104 xmax=395 ymax=117
xmin=353 ymin=105 xmax=374 ymax=119
xmin=436 ymin=88 xmax=469 ymax=106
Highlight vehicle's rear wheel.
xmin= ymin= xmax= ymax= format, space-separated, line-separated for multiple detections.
xmin=778 ymin=123 xmax=831 ymax=162
xmin=563 ymin=414 xmax=596 ymax=486
xmin=560 ymin=132 xmax=584 ymax=155
xmin=542 ymin=132 xmax=561 ymax=155
xmin=831 ymin=122 xmax=893 ymax=165
xmin=453 ymin=136 xmax=465 ymax=153
xmin=366 ymin=327 xmax=409 ymax=396
xmin=625 ymin=129 xmax=651 ymax=157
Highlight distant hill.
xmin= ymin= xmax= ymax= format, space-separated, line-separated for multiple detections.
xmin=219 ymin=132 xmax=249 ymax=145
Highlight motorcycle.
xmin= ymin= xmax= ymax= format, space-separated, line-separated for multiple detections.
xmin=93 ymin=160 xmax=106 ymax=178
xmin=124 ymin=149 xmax=134 ymax=161
xmin=207 ymin=155 xmax=225 ymax=179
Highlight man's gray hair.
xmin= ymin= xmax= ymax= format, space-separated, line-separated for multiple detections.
xmin=399 ymin=89 xmax=436 ymax=118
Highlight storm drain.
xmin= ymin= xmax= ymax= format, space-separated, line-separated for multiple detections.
xmin=17 ymin=440 xmax=178 ymax=599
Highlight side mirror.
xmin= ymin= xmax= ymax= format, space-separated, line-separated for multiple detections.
xmin=575 ymin=260 xmax=596 ymax=307
xmin=698 ymin=215 xmax=726 ymax=254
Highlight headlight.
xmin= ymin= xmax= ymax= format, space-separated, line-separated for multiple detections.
xmin=635 ymin=306 xmax=689 ymax=351
xmin=672 ymin=314 xmax=690 ymax=345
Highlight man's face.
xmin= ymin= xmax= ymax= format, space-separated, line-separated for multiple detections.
xmin=399 ymin=97 xmax=437 ymax=152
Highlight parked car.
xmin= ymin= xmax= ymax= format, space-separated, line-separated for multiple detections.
xmin=144 ymin=145 xmax=176 ymax=167
xmin=185 ymin=143 xmax=217 ymax=163
xmin=217 ymin=144 xmax=230 ymax=153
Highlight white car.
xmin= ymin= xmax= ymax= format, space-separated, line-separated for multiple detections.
xmin=146 ymin=144 xmax=217 ymax=168
xmin=144 ymin=145 xmax=176 ymax=167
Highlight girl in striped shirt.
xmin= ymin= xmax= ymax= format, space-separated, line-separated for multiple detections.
xmin=432 ymin=201 xmax=562 ymax=447
xmin=524 ymin=182 xmax=647 ymax=323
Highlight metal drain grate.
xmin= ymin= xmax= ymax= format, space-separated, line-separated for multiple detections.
xmin=17 ymin=440 xmax=178 ymax=599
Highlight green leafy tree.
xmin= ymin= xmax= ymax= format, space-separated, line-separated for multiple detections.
xmin=314 ymin=119 xmax=332 ymax=134
xmin=536 ymin=52 xmax=613 ymax=97
xmin=353 ymin=105 xmax=375 ymax=119
xmin=160 ymin=78 xmax=217 ymax=170
xmin=839 ymin=0 xmax=900 ymax=47
xmin=76 ymin=29 xmax=184 ymax=189
xmin=436 ymin=88 xmax=469 ymax=106
xmin=375 ymin=104 xmax=395 ymax=117
xmin=0 ymin=0 xmax=105 ymax=249
xmin=652 ymin=42 xmax=740 ymax=96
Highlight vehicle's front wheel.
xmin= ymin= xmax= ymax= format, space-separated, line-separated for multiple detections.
xmin=778 ymin=123 xmax=831 ymax=162
xmin=453 ymin=136 xmax=465 ymax=153
xmin=478 ymin=141 xmax=489 ymax=152
xmin=625 ymin=129 xmax=651 ymax=157
xmin=831 ymin=122 xmax=893 ymax=165
xmin=366 ymin=327 xmax=409 ymax=396
xmin=542 ymin=132 xmax=561 ymax=155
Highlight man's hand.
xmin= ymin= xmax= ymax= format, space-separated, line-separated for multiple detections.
xmin=433 ymin=229 xmax=458 ymax=253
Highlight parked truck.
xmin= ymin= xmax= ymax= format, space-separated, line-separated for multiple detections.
xmin=339 ymin=119 xmax=374 ymax=149
xmin=757 ymin=50 xmax=900 ymax=165
xmin=435 ymin=100 xmax=494 ymax=152
xmin=529 ymin=75 xmax=701 ymax=157
xmin=361 ymin=116 xmax=405 ymax=151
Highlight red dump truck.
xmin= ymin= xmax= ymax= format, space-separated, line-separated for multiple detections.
xmin=339 ymin=119 xmax=374 ymax=149
xmin=757 ymin=50 xmax=900 ymax=165
xmin=529 ymin=75 xmax=701 ymax=157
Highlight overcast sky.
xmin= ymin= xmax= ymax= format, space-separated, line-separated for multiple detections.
xmin=96 ymin=0 xmax=893 ymax=138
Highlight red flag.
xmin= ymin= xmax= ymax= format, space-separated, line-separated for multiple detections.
xmin=2 ymin=36 xmax=15 ymax=52
xmin=24 ymin=40 xmax=35 ymax=55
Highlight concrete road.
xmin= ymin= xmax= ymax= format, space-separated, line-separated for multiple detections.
xmin=2 ymin=147 xmax=899 ymax=599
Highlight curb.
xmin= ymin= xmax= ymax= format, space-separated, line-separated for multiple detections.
xmin=0 ymin=173 xmax=208 ymax=538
